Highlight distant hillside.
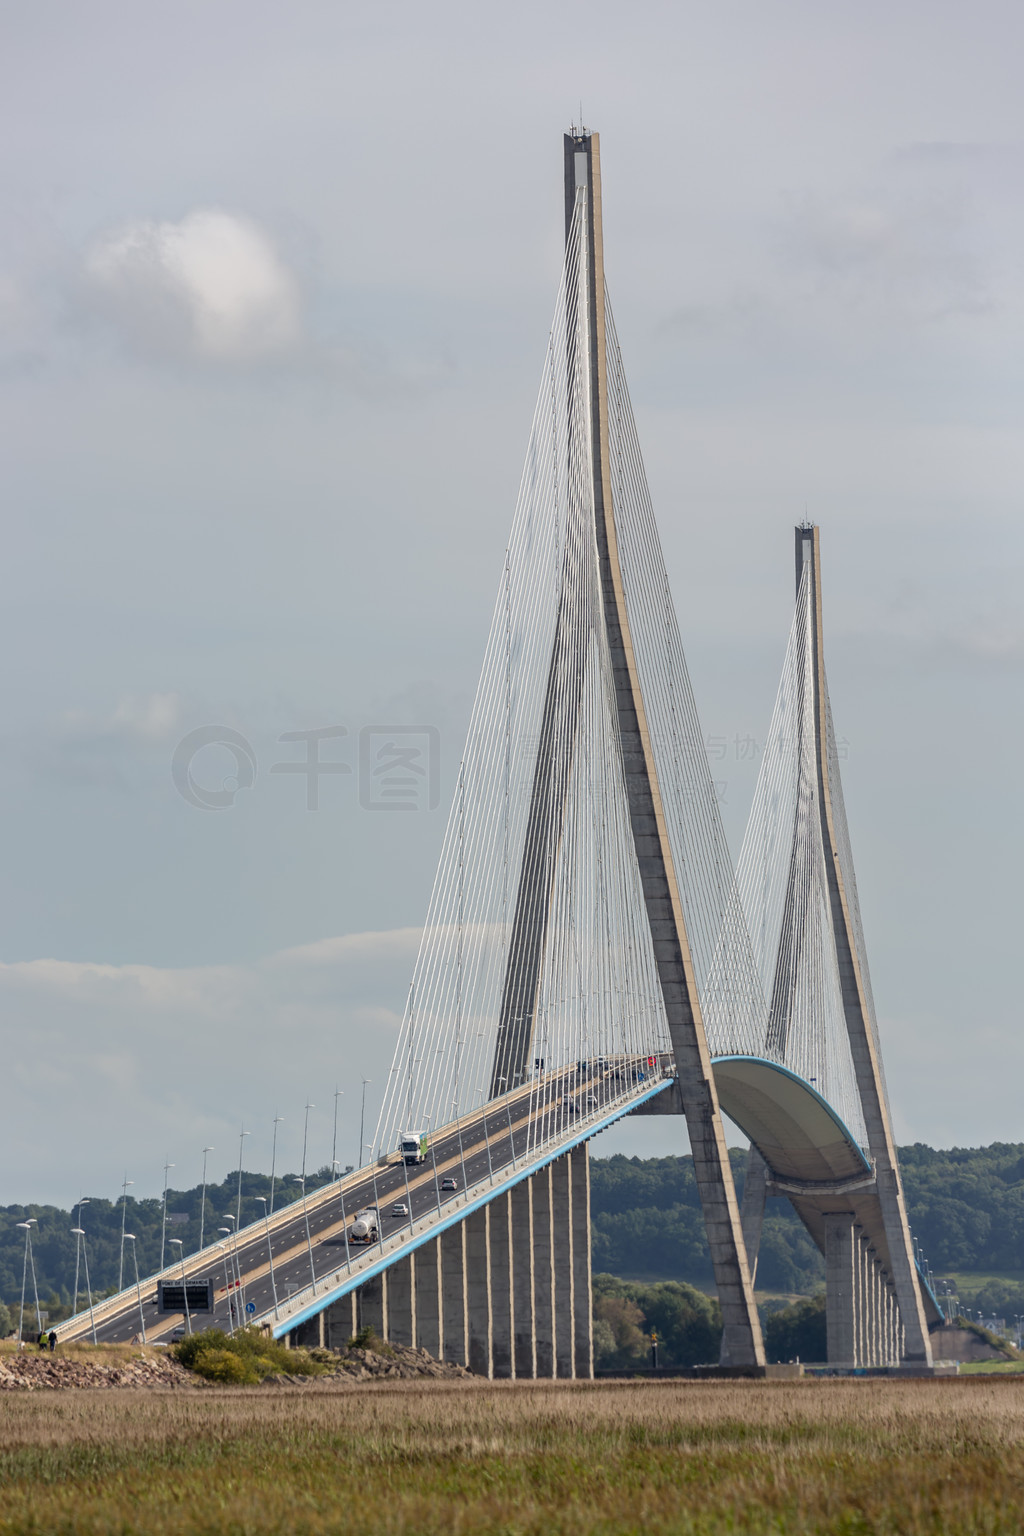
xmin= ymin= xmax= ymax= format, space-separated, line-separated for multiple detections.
xmin=590 ymin=1141 xmax=1024 ymax=1311
xmin=591 ymin=1148 xmax=824 ymax=1293
xmin=2 ymin=1142 xmax=1022 ymax=1323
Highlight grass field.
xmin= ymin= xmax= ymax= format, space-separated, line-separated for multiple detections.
xmin=1 ymin=1378 xmax=1023 ymax=1535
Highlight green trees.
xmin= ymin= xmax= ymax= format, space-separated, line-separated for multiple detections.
xmin=899 ymin=1142 xmax=1024 ymax=1272
xmin=762 ymin=1294 xmax=827 ymax=1363
xmin=592 ymin=1274 xmax=722 ymax=1369
xmin=590 ymin=1152 xmax=824 ymax=1292
xmin=589 ymin=1142 xmax=1024 ymax=1297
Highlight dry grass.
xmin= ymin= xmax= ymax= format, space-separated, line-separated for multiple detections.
xmin=0 ymin=1340 xmax=164 ymax=1361
xmin=1 ymin=1377 xmax=1023 ymax=1534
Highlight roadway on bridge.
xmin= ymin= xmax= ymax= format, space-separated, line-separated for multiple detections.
xmin=64 ymin=1058 xmax=664 ymax=1344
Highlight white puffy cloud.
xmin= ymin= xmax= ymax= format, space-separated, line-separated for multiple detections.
xmin=86 ymin=208 xmax=301 ymax=360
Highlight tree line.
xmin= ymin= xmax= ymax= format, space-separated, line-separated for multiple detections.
xmin=2 ymin=1141 xmax=1022 ymax=1337
xmin=0 ymin=1167 xmax=336 ymax=1325
xmin=589 ymin=1142 xmax=1024 ymax=1309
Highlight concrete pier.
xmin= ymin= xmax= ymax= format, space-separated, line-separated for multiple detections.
xmin=489 ymin=1191 xmax=514 ymax=1378
xmin=511 ymin=1178 xmax=536 ymax=1377
xmin=440 ymin=1222 xmax=467 ymax=1366
xmin=414 ymin=1237 xmax=442 ymax=1358
xmin=465 ymin=1206 xmax=492 ymax=1377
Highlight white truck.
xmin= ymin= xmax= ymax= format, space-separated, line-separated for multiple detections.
xmin=400 ymin=1131 xmax=428 ymax=1167
xmin=350 ymin=1208 xmax=379 ymax=1244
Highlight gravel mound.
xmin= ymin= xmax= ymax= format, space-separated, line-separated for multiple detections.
xmin=0 ymin=1351 xmax=206 ymax=1391
xmin=266 ymin=1343 xmax=474 ymax=1385
xmin=0 ymin=1341 xmax=472 ymax=1390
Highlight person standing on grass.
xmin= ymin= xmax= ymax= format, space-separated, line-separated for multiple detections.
xmin=48 ymin=1330 xmax=57 ymax=1352
xmin=37 ymin=1330 xmax=46 ymax=1351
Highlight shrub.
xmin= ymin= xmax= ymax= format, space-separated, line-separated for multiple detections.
xmin=346 ymin=1326 xmax=394 ymax=1357
xmin=173 ymin=1326 xmax=324 ymax=1382
xmin=191 ymin=1348 xmax=254 ymax=1384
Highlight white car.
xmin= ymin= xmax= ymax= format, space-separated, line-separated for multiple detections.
xmin=390 ymin=1202 xmax=410 ymax=1217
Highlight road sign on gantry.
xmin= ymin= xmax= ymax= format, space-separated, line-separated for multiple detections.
xmin=157 ymin=1279 xmax=214 ymax=1314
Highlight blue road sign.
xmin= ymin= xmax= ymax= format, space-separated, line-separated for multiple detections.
xmin=245 ymin=1302 xmax=256 ymax=1314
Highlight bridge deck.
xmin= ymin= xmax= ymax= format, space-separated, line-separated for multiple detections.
xmin=56 ymin=1059 xmax=672 ymax=1346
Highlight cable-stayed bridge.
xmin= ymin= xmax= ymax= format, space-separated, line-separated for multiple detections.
xmin=56 ymin=130 xmax=940 ymax=1374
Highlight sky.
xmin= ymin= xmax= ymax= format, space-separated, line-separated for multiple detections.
xmin=1 ymin=0 xmax=1022 ymax=1206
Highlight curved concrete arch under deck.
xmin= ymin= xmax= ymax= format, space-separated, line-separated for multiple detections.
xmin=711 ymin=1055 xmax=871 ymax=1185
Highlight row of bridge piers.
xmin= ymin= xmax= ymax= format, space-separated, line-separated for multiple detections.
xmin=290 ymin=1145 xmax=594 ymax=1379
xmin=824 ymin=1214 xmax=905 ymax=1368
xmin=285 ymin=1147 xmax=927 ymax=1373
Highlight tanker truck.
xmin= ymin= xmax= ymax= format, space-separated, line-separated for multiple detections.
xmin=350 ymin=1207 xmax=379 ymax=1244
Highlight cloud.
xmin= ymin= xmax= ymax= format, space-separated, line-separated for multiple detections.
xmin=86 ymin=208 xmax=301 ymax=361
xmin=0 ymin=927 xmax=420 ymax=1205
xmin=112 ymin=693 xmax=183 ymax=741
xmin=782 ymin=189 xmax=988 ymax=322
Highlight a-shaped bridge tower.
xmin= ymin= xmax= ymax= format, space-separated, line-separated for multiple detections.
xmin=709 ymin=525 xmax=937 ymax=1366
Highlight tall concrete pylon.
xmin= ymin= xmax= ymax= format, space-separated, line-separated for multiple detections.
xmin=732 ymin=525 xmax=932 ymax=1366
xmin=488 ymin=131 xmax=765 ymax=1368
xmin=798 ymin=525 xmax=931 ymax=1363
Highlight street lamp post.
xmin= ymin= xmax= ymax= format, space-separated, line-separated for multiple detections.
xmin=222 ymin=1214 xmax=245 ymax=1322
xmin=71 ymin=1228 xmax=98 ymax=1343
xmin=71 ymin=1199 xmax=89 ymax=1316
xmin=399 ymin=1142 xmax=415 ymax=1226
xmin=453 ymin=1036 xmax=469 ymax=1189
xmin=235 ymin=1128 xmax=250 ymax=1230
xmin=299 ymin=1100 xmax=318 ymax=1284
xmin=475 ymin=1086 xmax=493 ymax=1183
xmin=255 ymin=1196 xmax=279 ymax=1319
xmin=359 ymin=1080 xmax=371 ymax=1168
xmin=331 ymin=1163 xmax=354 ymax=1275
xmin=332 ymin=1088 xmax=343 ymax=1179
xmin=216 ymin=1228 xmax=236 ymax=1334
xmin=363 ymin=1146 xmax=382 ymax=1230
xmin=212 ymin=1243 xmax=229 ymax=1331
xmin=198 ymin=1147 xmax=214 ymax=1253
xmin=28 ymin=1221 xmax=41 ymax=1337
xmin=424 ymin=1115 xmax=443 ymax=1215
xmin=452 ymin=1099 xmax=469 ymax=1191
xmin=495 ymin=1077 xmax=518 ymax=1169
xmin=168 ymin=1238 xmax=191 ymax=1337
xmin=118 ymin=1173 xmax=134 ymax=1292
xmin=268 ymin=1118 xmax=284 ymax=1210
xmin=290 ymin=1174 xmax=317 ymax=1287
xmin=16 ymin=1220 xmax=35 ymax=1347
xmin=124 ymin=1234 xmax=146 ymax=1344
xmin=301 ymin=1100 xmax=314 ymax=1190
xmin=160 ymin=1160 xmax=175 ymax=1271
